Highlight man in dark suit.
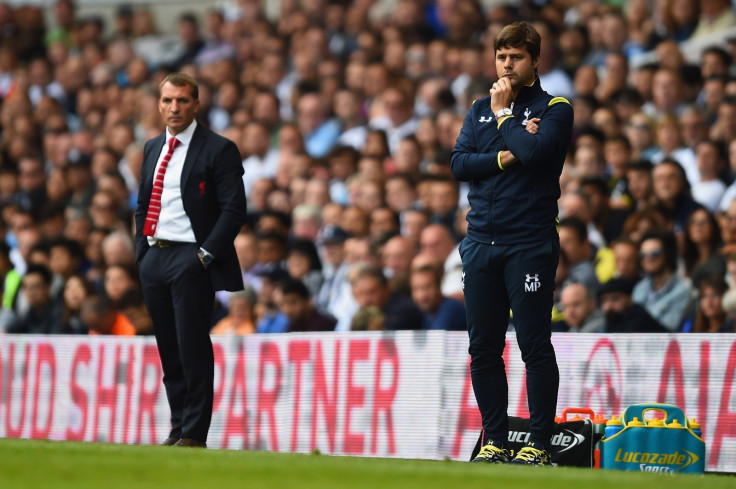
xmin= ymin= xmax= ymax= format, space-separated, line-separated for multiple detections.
xmin=135 ymin=73 xmax=247 ymax=448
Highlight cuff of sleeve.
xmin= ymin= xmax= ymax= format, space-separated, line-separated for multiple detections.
xmin=497 ymin=152 xmax=505 ymax=171
xmin=497 ymin=115 xmax=513 ymax=129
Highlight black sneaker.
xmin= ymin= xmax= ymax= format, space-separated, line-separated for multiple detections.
xmin=471 ymin=441 xmax=514 ymax=463
xmin=509 ymin=442 xmax=552 ymax=466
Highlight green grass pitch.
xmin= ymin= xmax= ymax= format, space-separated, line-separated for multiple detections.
xmin=0 ymin=438 xmax=731 ymax=489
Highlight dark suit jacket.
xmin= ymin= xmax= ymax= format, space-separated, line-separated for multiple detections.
xmin=135 ymin=124 xmax=248 ymax=292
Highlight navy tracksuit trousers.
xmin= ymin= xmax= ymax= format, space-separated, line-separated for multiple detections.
xmin=460 ymin=236 xmax=560 ymax=448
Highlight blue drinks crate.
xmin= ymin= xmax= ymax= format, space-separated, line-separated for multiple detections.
xmin=601 ymin=403 xmax=705 ymax=473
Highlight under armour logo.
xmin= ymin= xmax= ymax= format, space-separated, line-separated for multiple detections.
xmin=522 ymin=108 xmax=531 ymax=126
xmin=479 ymin=116 xmax=493 ymax=123
xmin=524 ymin=273 xmax=540 ymax=292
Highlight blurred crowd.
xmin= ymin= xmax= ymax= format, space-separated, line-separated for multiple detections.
xmin=0 ymin=0 xmax=735 ymax=336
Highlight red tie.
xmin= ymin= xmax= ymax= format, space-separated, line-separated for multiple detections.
xmin=143 ymin=137 xmax=180 ymax=236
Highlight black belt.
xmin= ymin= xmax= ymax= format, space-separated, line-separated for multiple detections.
xmin=151 ymin=239 xmax=176 ymax=248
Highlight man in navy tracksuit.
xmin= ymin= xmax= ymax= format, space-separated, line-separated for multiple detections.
xmin=450 ymin=22 xmax=574 ymax=465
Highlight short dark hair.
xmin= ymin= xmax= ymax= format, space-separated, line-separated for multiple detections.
xmin=604 ymin=134 xmax=632 ymax=152
xmin=351 ymin=264 xmax=388 ymax=288
xmin=118 ymin=288 xmax=145 ymax=309
xmin=703 ymin=46 xmax=732 ymax=68
xmin=559 ymin=216 xmax=588 ymax=243
xmin=696 ymin=139 xmax=726 ymax=161
xmin=24 ymin=264 xmax=52 ymax=285
xmin=159 ymin=72 xmax=198 ymax=100
xmin=580 ymin=177 xmax=610 ymax=198
xmin=278 ymin=278 xmax=310 ymax=299
xmin=82 ymin=294 xmax=115 ymax=317
xmin=638 ymin=228 xmax=679 ymax=273
xmin=657 ymin=157 xmax=690 ymax=191
xmin=494 ymin=21 xmax=541 ymax=61
xmin=179 ymin=11 xmax=198 ymax=26
xmin=49 ymin=237 xmax=84 ymax=260
xmin=411 ymin=264 xmax=442 ymax=286
xmin=627 ymin=160 xmax=654 ymax=173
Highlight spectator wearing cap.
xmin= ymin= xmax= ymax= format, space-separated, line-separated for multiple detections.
xmin=315 ymin=224 xmax=349 ymax=316
xmin=599 ymin=277 xmax=666 ymax=333
xmin=275 ymin=278 xmax=336 ymax=333
xmin=254 ymin=265 xmax=290 ymax=334
xmin=633 ymin=229 xmax=693 ymax=331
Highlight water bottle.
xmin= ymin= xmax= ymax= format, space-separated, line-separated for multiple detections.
xmin=605 ymin=415 xmax=623 ymax=439
xmin=627 ymin=417 xmax=644 ymax=427
xmin=668 ymin=419 xmax=683 ymax=429
xmin=689 ymin=417 xmax=702 ymax=438
xmin=593 ymin=414 xmax=607 ymax=469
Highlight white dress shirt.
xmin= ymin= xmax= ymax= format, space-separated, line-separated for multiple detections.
xmin=147 ymin=121 xmax=198 ymax=245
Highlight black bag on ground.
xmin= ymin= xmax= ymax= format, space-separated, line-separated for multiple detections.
xmin=470 ymin=416 xmax=601 ymax=467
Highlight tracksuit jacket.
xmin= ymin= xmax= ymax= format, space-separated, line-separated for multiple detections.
xmin=450 ymin=79 xmax=574 ymax=244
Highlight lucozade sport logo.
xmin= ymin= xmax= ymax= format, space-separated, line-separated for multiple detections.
xmin=613 ymin=448 xmax=700 ymax=472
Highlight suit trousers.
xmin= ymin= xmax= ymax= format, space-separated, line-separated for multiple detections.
xmin=139 ymin=242 xmax=215 ymax=442
xmin=460 ymin=236 xmax=560 ymax=448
